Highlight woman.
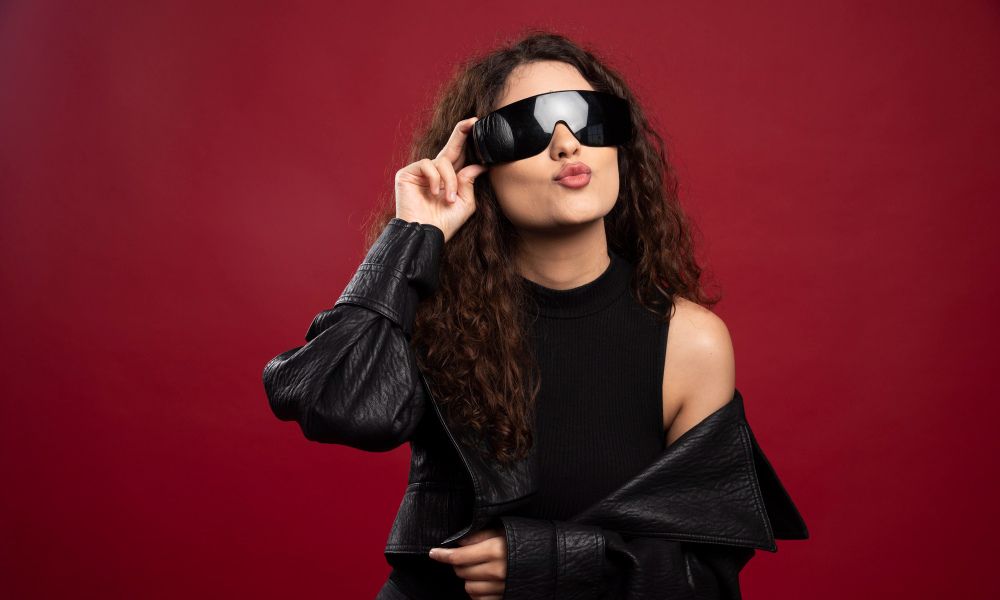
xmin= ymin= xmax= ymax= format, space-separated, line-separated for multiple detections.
xmin=264 ymin=31 xmax=808 ymax=600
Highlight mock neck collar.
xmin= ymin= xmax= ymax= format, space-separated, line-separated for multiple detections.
xmin=520 ymin=249 xmax=632 ymax=319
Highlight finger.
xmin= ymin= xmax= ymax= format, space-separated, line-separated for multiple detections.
xmin=456 ymin=163 xmax=490 ymax=203
xmin=433 ymin=156 xmax=459 ymax=203
xmin=457 ymin=532 xmax=486 ymax=546
xmin=405 ymin=158 xmax=442 ymax=197
xmin=429 ymin=541 xmax=497 ymax=566
xmin=462 ymin=579 xmax=504 ymax=598
xmin=435 ymin=116 xmax=478 ymax=167
xmin=453 ymin=559 xmax=505 ymax=581
xmin=458 ymin=527 xmax=502 ymax=546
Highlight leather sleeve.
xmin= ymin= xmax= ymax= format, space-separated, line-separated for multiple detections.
xmin=262 ymin=218 xmax=445 ymax=451
xmin=499 ymin=516 xmax=755 ymax=599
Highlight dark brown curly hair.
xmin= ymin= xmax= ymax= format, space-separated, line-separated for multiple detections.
xmin=358 ymin=29 xmax=721 ymax=466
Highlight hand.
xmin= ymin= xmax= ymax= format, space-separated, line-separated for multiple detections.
xmin=428 ymin=527 xmax=507 ymax=600
xmin=394 ymin=116 xmax=489 ymax=244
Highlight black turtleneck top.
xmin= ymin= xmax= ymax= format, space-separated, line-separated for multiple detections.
xmin=385 ymin=248 xmax=668 ymax=599
xmin=509 ymin=247 xmax=668 ymax=521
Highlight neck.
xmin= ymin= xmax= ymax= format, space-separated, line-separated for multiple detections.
xmin=518 ymin=249 xmax=632 ymax=320
xmin=514 ymin=219 xmax=611 ymax=290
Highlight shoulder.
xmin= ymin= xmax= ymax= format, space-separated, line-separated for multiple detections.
xmin=661 ymin=296 xmax=736 ymax=446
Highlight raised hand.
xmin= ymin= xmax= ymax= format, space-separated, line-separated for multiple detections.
xmin=394 ymin=116 xmax=489 ymax=243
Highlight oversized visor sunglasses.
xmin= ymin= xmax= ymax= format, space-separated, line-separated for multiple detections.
xmin=466 ymin=89 xmax=633 ymax=166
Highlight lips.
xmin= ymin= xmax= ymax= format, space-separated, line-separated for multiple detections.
xmin=554 ymin=162 xmax=592 ymax=180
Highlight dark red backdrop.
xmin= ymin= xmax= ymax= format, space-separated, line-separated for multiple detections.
xmin=2 ymin=1 xmax=998 ymax=598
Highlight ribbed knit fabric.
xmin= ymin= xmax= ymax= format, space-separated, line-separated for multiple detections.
xmin=508 ymin=247 xmax=669 ymax=521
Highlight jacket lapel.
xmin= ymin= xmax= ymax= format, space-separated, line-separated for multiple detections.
xmin=421 ymin=371 xmax=540 ymax=546
xmin=568 ymin=388 xmax=809 ymax=552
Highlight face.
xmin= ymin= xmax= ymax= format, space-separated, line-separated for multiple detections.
xmin=487 ymin=61 xmax=620 ymax=233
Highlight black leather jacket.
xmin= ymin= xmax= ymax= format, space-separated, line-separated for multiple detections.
xmin=263 ymin=218 xmax=810 ymax=599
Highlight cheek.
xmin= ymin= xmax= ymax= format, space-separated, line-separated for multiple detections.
xmin=600 ymin=153 xmax=621 ymax=198
xmin=490 ymin=152 xmax=620 ymax=225
xmin=489 ymin=164 xmax=550 ymax=216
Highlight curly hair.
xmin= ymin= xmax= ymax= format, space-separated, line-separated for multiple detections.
xmin=358 ymin=29 xmax=721 ymax=466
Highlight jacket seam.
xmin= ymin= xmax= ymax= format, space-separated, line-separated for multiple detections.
xmin=508 ymin=519 xmax=518 ymax=593
xmin=335 ymin=294 xmax=402 ymax=324
xmin=421 ymin=370 xmax=484 ymax=544
xmin=399 ymin=375 xmax=421 ymax=445
xmin=403 ymin=481 xmax=469 ymax=489
xmin=555 ymin=523 xmax=565 ymax=596
xmin=476 ymin=491 xmax=537 ymax=509
xmin=608 ymin=529 xmax=766 ymax=547
xmin=354 ymin=261 xmax=409 ymax=280
xmin=385 ymin=544 xmax=427 ymax=551
xmin=737 ymin=422 xmax=775 ymax=544
xmin=593 ymin=529 xmax=603 ymax=590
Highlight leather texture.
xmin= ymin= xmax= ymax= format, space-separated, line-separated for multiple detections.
xmin=263 ymin=217 xmax=810 ymax=599
xmin=263 ymin=218 xmax=443 ymax=451
xmin=497 ymin=390 xmax=808 ymax=599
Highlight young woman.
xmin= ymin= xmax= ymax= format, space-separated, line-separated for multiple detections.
xmin=264 ymin=31 xmax=808 ymax=600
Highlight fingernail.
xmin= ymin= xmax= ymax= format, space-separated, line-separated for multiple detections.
xmin=449 ymin=191 xmax=457 ymax=201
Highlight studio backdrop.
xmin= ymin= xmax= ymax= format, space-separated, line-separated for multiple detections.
xmin=1 ymin=1 xmax=998 ymax=598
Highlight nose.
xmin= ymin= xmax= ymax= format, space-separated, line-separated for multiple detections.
xmin=548 ymin=121 xmax=581 ymax=159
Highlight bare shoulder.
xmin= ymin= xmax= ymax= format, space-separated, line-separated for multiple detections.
xmin=661 ymin=296 xmax=736 ymax=446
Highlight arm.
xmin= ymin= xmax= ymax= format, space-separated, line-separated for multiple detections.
xmin=499 ymin=517 xmax=754 ymax=599
xmin=494 ymin=301 xmax=747 ymax=598
xmin=262 ymin=218 xmax=444 ymax=451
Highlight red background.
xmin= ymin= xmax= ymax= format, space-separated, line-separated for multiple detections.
xmin=2 ymin=1 xmax=999 ymax=598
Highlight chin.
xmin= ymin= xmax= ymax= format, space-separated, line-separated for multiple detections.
xmin=554 ymin=192 xmax=615 ymax=216
xmin=548 ymin=205 xmax=609 ymax=227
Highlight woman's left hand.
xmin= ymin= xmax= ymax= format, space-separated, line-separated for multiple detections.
xmin=428 ymin=527 xmax=507 ymax=600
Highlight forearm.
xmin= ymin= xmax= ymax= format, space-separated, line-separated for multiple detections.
xmin=499 ymin=516 xmax=755 ymax=600
xmin=262 ymin=218 xmax=445 ymax=451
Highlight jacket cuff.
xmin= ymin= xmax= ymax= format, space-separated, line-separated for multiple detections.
xmin=331 ymin=218 xmax=444 ymax=337
xmin=500 ymin=516 xmax=605 ymax=599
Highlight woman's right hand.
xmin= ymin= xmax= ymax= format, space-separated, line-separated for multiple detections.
xmin=395 ymin=116 xmax=489 ymax=244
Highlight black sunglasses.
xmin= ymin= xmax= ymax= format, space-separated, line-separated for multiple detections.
xmin=466 ymin=89 xmax=633 ymax=166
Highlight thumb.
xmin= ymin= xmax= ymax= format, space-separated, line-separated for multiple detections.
xmin=457 ymin=163 xmax=488 ymax=200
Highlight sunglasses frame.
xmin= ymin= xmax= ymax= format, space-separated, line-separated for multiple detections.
xmin=466 ymin=89 xmax=633 ymax=166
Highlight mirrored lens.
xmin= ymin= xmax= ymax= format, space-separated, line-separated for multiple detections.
xmin=471 ymin=90 xmax=632 ymax=165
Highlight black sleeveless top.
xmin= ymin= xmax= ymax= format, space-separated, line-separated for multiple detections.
xmin=508 ymin=247 xmax=668 ymax=520
xmin=385 ymin=248 xmax=668 ymax=599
